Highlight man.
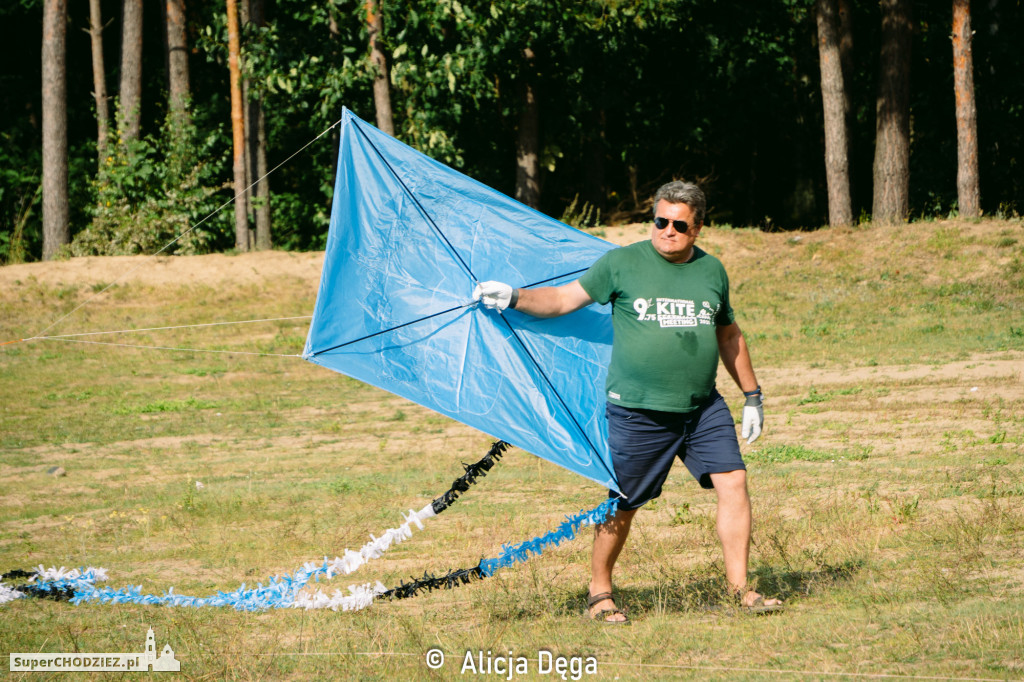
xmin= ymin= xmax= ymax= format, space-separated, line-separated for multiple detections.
xmin=474 ymin=180 xmax=781 ymax=623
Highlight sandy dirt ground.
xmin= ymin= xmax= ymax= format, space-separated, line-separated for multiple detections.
xmin=3 ymin=226 xmax=1021 ymax=474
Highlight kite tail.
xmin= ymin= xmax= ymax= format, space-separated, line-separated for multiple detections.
xmin=379 ymin=497 xmax=619 ymax=600
xmin=1 ymin=443 xmax=620 ymax=613
xmin=0 ymin=441 xmax=510 ymax=611
xmin=431 ymin=440 xmax=508 ymax=513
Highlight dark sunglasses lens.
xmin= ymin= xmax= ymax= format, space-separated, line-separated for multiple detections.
xmin=654 ymin=217 xmax=687 ymax=231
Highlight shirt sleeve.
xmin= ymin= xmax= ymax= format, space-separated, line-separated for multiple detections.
xmin=715 ymin=267 xmax=736 ymax=326
xmin=577 ymin=249 xmax=619 ymax=305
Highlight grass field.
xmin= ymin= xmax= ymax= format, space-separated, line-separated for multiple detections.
xmin=1 ymin=217 xmax=1023 ymax=680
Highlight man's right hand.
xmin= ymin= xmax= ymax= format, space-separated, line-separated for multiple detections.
xmin=473 ymin=281 xmax=515 ymax=311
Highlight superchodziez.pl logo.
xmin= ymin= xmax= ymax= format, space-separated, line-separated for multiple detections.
xmin=10 ymin=628 xmax=180 ymax=672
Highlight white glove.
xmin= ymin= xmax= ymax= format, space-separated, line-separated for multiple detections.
xmin=472 ymin=281 xmax=515 ymax=311
xmin=741 ymin=392 xmax=763 ymax=444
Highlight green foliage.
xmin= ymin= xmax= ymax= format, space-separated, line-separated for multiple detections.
xmin=559 ymin=194 xmax=601 ymax=228
xmin=0 ymin=127 xmax=42 ymax=264
xmin=71 ymin=110 xmax=229 ymax=256
xmin=4 ymin=0 xmax=1024 ymax=260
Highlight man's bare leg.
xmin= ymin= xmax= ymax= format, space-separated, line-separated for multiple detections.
xmin=587 ymin=507 xmax=637 ymax=621
xmin=710 ymin=469 xmax=782 ymax=607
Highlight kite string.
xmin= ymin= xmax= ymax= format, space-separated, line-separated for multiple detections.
xmin=28 ymin=119 xmax=342 ymax=341
xmin=32 ymin=315 xmax=313 ymax=340
xmin=34 ymin=336 xmax=302 ymax=358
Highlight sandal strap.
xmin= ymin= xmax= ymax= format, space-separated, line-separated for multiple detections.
xmin=592 ymin=608 xmax=627 ymax=622
xmin=587 ymin=591 xmax=614 ymax=608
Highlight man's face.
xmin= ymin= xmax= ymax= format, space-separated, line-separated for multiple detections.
xmin=650 ymin=199 xmax=702 ymax=263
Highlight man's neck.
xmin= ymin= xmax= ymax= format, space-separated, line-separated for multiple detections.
xmin=655 ymin=244 xmax=696 ymax=264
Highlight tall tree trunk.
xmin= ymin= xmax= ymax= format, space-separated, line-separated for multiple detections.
xmin=837 ymin=0 xmax=854 ymax=118
xmin=118 ymin=0 xmax=144 ymax=144
xmin=240 ymin=0 xmax=254 ymax=232
xmin=365 ymin=0 xmax=394 ymax=135
xmin=515 ymin=47 xmax=540 ymax=209
xmin=165 ymin=0 xmax=191 ymax=123
xmin=88 ymin=0 xmax=109 ymax=165
xmin=248 ymin=0 xmax=271 ymax=249
xmin=42 ymin=0 xmax=69 ymax=261
xmin=253 ymin=101 xmax=271 ymax=249
xmin=952 ymin=0 xmax=980 ymax=218
xmin=226 ymin=0 xmax=250 ymax=251
xmin=871 ymin=0 xmax=912 ymax=225
xmin=816 ymin=0 xmax=853 ymax=226
xmin=837 ymin=0 xmax=856 ymax=208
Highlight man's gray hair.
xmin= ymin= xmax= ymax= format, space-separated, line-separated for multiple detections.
xmin=653 ymin=181 xmax=706 ymax=225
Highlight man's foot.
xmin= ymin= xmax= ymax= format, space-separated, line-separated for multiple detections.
xmin=738 ymin=589 xmax=783 ymax=614
xmin=585 ymin=591 xmax=629 ymax=624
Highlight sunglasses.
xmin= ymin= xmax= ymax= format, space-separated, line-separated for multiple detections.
xmin=654 ymin=217 xmax=690 ymax=231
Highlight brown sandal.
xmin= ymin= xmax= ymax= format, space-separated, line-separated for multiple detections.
xmin=739 ymin=591 xmax=784 ymax=615
xmin=585 ymin=591 xmax=630 ymax=625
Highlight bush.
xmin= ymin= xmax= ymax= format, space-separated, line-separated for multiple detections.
xmin=71 ymin=110 xmax=228 ymax=256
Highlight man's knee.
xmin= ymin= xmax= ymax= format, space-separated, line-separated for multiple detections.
xmin=710 ymin=469 xmax=748 ymax=497
xmin=598 ymin=507 xmax=637 ymax=533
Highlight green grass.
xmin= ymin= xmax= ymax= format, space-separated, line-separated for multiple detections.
xmin=1 ymin=219 xmax=1023 ymax=680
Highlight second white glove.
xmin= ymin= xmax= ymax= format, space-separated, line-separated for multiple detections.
xmin=741 ymin=395 xmax=763 ymax=444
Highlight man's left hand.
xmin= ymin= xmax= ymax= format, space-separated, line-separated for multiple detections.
xmin=741 ymin=395 xmax=763 ymax=444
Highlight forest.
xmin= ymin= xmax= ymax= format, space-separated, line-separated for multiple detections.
xmin=2 ymin=0 xmax=1022 ymax=262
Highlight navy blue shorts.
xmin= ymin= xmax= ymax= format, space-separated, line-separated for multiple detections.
xmin=606 ymin=392 xmax=745 ymax=511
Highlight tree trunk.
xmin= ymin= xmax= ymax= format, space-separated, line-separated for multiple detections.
xmin=226 ymin=0 xmax=250 ymax=250
xmin=253 ymin=101 xmax=271 ymax=249
xmin=837 ymin=0 xmax=854 ymax=118
xmin=42 ymin=0 xmax=69 ymax=261
xmin=837 ymin=0 xmax=856 ymax=207
xmin=871 ymin=0 xmax=912 ymax=225
xmin=118 ymin=0 xmax=144 ymax=143
xmin=165 ymin=0 xmax=191 ymax=123
xmin=249 ymin=0 xmax=271 ymax=249
xmin=240 ymin=0 xmax=254 ymax=233
xmin=816 ymin=0 xmax=853 ymax=226
xmin=365 ymin=0 xmax=394 ymax=135
xmin=88 ymin=0 xmax=109 ymax=165
xmin=515 ymin=47 xmax=540 ymax=209
xmin=952 ymin=0 xmax=980 ymax=218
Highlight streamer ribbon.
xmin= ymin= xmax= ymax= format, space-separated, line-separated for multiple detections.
xmin=1 ymin=443 xmax=618 ymax=612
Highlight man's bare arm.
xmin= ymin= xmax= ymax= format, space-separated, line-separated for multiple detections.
xmin=716 ymin=322 xmax=759 ymax=393
xmin=718 ymin=321 xmax=764 ymax=443
xmin=514 ymin=280 xmax=594 ymax=318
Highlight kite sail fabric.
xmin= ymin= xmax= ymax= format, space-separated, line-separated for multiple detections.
xmin=303 ymin=108 xmax=620 ymax=493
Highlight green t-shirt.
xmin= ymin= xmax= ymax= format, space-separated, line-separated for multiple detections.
xmin=578 ymin=241 xmax=735 ymax=413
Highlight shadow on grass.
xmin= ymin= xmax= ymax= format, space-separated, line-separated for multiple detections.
xmin=548 ymin=559 xmax=864 ymax=619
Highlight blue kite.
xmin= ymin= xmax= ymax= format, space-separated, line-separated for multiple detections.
xmin=303 ymin=108 xmax=620 ymax=493
xmin=0 ymin=109 xmax=628 ymax=612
